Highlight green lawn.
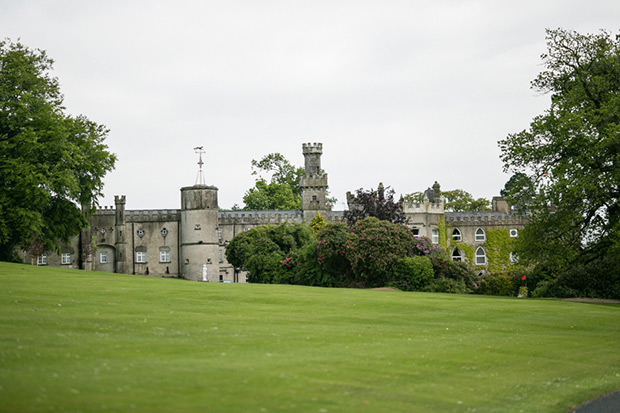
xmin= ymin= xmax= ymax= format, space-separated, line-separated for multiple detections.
xmin=1 ymin=262 xmax=619 ymax=412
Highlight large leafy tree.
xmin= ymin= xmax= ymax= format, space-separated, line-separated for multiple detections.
xmin=243 ymin=153 xmax=304 ymax=210
xmin=225 ymin=222 xmax=313 ymax=283
xmin=344 ymin=183 xmax=407 ymax=225
xmin=0 ymin=40 xmax=116 ymax=260
xmin=243 ymin=152 xmax=337 ymax=210
xmin=498 ymin=28 xmax=620 ymax=271
xmin=442 ymin=189 xmax=490 ymax=212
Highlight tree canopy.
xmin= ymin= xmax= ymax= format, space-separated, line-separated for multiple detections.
xmin=403 ymin=189 xmax=490 ymax=211
xmin=0 ymin=40 xmax=116 ymax=259
xmin=243 ymin=153 xmax=304 ymax=210
xmin=498 ymin=28 xmax=620 ymax=272
xmin=442 ymin=189 xmax=490 ymax=212
xmin=344 ymin=183 xmax=407 ymax=225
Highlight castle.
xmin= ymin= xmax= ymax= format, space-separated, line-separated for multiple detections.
xmin=22 ymin=143 xmax=526 ymax=280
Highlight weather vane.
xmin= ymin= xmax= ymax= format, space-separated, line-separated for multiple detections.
xmin=194 ymin=146 xmax=205 ymax=185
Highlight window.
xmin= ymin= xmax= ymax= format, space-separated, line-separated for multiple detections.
xmin=431 ymin=228 xmax=439 ymax=244
xmin=61 ymin=253 xmax=71 ymax=265
xmin=218 ymin=249 xmax=223 ymax=263
xmin=136 ymin=251 xmax=146 ymax=263
xmin=160 ymin=250 xmax=170 ymax=263
xmin=452 ymin=228 xmax=461 ymax=241
xmin=412 ymin=227 xmax=420 ymax=237
xmin=475 ymin=228 xmax=486 ymax=242
xmin=37 ymin=255 xmax=47 ymax=265
xmin=100 ymin=252 xmax=108 ymax=264
xmin=451 ymin=248 xmax=462 ymax=262
xmin=510 ymin=252 xmax=518 ymax=264
xmin=509 ymin=229 xmax=519 ymax=238
xmin=475 ymin=247 xmax=486 ymax=266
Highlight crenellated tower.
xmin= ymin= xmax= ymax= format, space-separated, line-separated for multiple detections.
xmin=300 ymin=142 xmax=328 ymax=220
xmin=114 ymin=195 xmax=127 ymax=274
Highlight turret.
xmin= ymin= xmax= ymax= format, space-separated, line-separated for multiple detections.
xmin=179 ymin=184 xmax=219 ymax=281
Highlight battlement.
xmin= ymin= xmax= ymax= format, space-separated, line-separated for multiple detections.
xmin=403 ymin=200 xmax=444 ymax=214
xmin=94 ymin=207 xmax=116 ymax=215
xmin=114 ymin=195 xmax=126 ymax=204
xmin=218 ymin=210 xmax=304 ymax=225
xmin=125 ymin=209 xmax=181 ymax=222
xmin=302 ymin=142 xmax=323 ymax=154
xmin=446 ymin=211 xmax=528 ymax=226
xmin=300 ymin=174 xmax=328 ymax=187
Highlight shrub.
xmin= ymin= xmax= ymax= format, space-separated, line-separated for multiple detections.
xmin=348 ymin=217 xmax=415 ymax=287
xmin=389 ymin=256 xmax=434 ymax=291
xmin=479 ymin=274 xmax=515 ymax=296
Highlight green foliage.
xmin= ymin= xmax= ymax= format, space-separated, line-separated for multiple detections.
xmin=531 ymin=255 xmax=620 ymax=299
xmin=348 ymin=217 xmax=415 ymax=286
xmin=315 ymin=222 xmax=355 ymax=285
xmin=479 ymin=274 xmax=515 ymax=296
xmin=243 ymin=153 xmax=304 ymax=210
xmin=251 ymin=152 xmax=305 ymax=196
xmin=0 ymin=40 xmax=116 ymax=258
xmin=389 ymin=256 xmax=434 ymax=291
xmin=309 ymin=212 xmax=326 ymax=236
xmin=403 ymin=191 xmax=424 ymax=203
xmin=242 ymin=179 xmax=302 ymax=210
xmin=499 ymin=28 xmax=620 ymax=276
xmin=428 ymin=252 xmax=478 ymax=293
xmin=225 ymin=222 xmax=313 ymax=283
xmin=485 ymin=228 xmax=517 ymax=273
xmin=442 ymin=189 xmax=491 ymax=212
xmin=501 ymin=172 xmax=535 ymax=213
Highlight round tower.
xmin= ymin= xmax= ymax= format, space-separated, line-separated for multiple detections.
xmin=179 ymin=184 xmax=219 ymax=281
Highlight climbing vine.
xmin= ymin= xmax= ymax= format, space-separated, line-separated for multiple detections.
xmin=484 ymin=228 xmax=518 ymax=273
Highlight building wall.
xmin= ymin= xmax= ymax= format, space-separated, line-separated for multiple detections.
xmin=22 ymin=142 xmax=527 ymax=280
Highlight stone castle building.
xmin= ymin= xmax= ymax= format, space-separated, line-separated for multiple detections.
xmin=22 ymin=142 xmax=527 ymax=280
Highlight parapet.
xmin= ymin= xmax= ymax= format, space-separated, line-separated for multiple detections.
xmin=302 ymin=142 xmax=323 ymax=154
xmin=445 ymin=211 xmax=528 ymax=226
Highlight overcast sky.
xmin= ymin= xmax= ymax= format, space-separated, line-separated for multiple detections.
xmin=2 ymin=1 xmax=619 ymax=210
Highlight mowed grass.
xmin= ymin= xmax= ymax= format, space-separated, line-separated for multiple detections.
xmin=0 ymin=262 xmax=619 ymax=412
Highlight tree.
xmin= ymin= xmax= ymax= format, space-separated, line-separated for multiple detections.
xmin=243 ymin=180 xmax=301 ymax=210
xmin=243 ymin=152 xmax=337 ymax=211
xmin=344 ymin=183 xmax=407 ymax=225
xmin=404 ymin=189 xmax=490 ymax=211
xmin=442 ymin=189 xmax=490 ymax=212
xmin=0 ymin=40 xmax=116 ymax=260
xmin=251 ymin=153 xmax=305 ymax=196
xmin=498 ymin=28 xmax=620 ymax=272
xmin=500 ymin=172 xmax=536 ymax=213
xmin=243 ymin=153 xmax=304 ymax=210
xmin=225 ymin=223 xmax=313 ymax=283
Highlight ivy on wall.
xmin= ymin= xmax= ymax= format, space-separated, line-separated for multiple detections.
xmin=444 ymin=223 xmax=521 ymax=273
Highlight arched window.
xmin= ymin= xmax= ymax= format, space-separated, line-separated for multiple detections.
xmin=451 ymin=248 xmax=462 ymax=262
xmin=452 ymin=228 xmax=462 ymax=241
xmin=475 ymin=247 xmax=486 ymax=265
xmin=510 ymin=251 xmax=518 ymax=263
xmin=475 ymin=228 xmax=486 ymax=242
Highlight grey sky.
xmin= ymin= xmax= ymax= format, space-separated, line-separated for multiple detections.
xmin=2 ymin=1 xmax=619 ymax=210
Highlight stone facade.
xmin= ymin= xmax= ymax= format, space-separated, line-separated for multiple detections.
xmin=21 ymin=142 xmax=526 ymax=280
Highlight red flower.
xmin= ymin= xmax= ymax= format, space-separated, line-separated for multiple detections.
xmin=521 ymin=275 xmax=526 ymax=281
